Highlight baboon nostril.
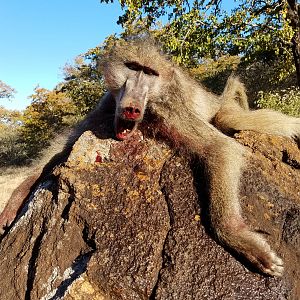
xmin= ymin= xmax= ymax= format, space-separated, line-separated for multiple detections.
xmin=123 ymin=106 xmax=141 ymax=120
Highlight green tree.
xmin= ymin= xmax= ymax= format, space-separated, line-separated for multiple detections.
xmin=101 ymin=0 xmax=300 ymax=85
xmin=287 ymin=0 xmax=300 ymax=84
xmin=0 ymin=46 xmax=106 ymax=165
xmin=0 ymin=107 xmax=25 ymax=166
xmin=20 ymin=87 xmax=76 ymax=157
xmin=60 ymin=46 xmax=106 ymax=115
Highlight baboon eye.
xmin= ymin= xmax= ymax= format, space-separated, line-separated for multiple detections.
xmin=125 ymin=61 xmax=159 ymax=77
xmin=125 ymin=62 xmax=143 ymax=72
xmin=143 ymin=66 xmax=159 ymax=76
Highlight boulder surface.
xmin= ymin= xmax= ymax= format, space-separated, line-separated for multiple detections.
xmin=0 ymin=129 xmax=299 ymax=300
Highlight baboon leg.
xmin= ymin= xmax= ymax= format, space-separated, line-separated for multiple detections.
xmin=221 ymin=75 xmax=249 ymax=110
xmin=202 ymin=135 xmax=284 ymax=276
xmin=215 ymin=107 xmax=300 ymax=140
xmin=217 ymin=76 xmax=300 ymax=140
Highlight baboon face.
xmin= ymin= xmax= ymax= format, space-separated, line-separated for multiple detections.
xmin=112 ymin=61 xmax=161 ymax=140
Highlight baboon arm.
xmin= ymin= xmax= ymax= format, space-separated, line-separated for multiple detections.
xmin=170 ymin=116 xmax=284 ymax=276
xmin=204 ymin=139 xmax=283 ymax=276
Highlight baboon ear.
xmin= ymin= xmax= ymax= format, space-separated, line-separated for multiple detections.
xmin=102 ymin=62 xmax=127 ymax=90
xmin=103 ymin=72 xmax=117 ymax=88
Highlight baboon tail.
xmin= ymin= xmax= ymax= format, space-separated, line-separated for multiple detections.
xmin=221 ymin=75 xmax=249 ymax=110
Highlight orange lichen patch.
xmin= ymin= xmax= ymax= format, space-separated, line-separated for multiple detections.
xmin=126 ymin=190 xmax=140 ymax=200
xmin=136 ymin=232 xmax=145 ymax=241
xmin=91 ymin=184 xmax=105 ymax=198
xmin=136 ymin=172 xmax=149 ymax=181
xmin=86 ymin=203 xmax=99 ymax=211
xmin=66 ymin=274 xmax=106 ymax=300
xmin=144 ymin=188 xmax=157 ymax=203
xmin=194 ymin=215 xmax=201 ymax=222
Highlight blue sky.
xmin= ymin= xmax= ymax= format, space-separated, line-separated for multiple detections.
xmin=1 ymin=0 xmax=236 ymax=111
xmin=0 ymin=0 xmax=122 ymax=110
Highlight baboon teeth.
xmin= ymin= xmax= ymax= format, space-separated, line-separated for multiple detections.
xmin=122 ymin=129 xmax=131 ymax=134
xmin=115 ymin=117 xmax=137 ymax=140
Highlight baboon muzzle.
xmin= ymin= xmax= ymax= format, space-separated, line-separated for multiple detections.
xmin=114 ymin=116 xmax=138 ymax=140
xmin=115 ymin=102 xmax=143 ymax=141
xmin=114 ymin=74 xmax=148 ymax=140
xmin=114 ymin=104 xmax=143 ymax=141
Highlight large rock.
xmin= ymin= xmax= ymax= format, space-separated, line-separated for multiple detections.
xmin=0 ymin=128 xmax=299 ymax=300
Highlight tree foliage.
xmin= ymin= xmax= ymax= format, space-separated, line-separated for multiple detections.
xmin=61 ymin=46 xmax=105 ymax=115
xmin=0 ymin=44 xmax=107 ymax=167
xmin=2 ymin=1 xmax=300 ymax=167
xmin=101 ymin=0 xmax=299 ymax=85
xmin=256 ymin=86 xmax=300 ymax=116
xmin=0 ymin=107 xmax=25 ymax=166
xmin=0 ymin=47 xmax=106 ymax=164
xmin=0 ymin=106 xmax=22 ymax=130
xmin=18 ymin=87 xmax=76 ymax=156
xmin=0 ymin=80 xmax=16 ymax=99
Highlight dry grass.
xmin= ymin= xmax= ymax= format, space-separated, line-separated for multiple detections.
xmin=0 ymin=131 xmax=70 ymax=213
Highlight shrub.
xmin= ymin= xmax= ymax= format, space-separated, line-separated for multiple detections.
xmin=255 ymin=87 xmax=300 ymax=117
xmin=0 ymin=130 xmax=28 ymax=167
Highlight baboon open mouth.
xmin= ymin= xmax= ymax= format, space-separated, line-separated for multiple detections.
xmin=115 ymin=117 xmax=138 ymax=140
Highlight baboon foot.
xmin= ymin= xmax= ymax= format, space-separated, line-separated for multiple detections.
xmin=244 ymin=243 xmax=284 ymax=277
xmin=235 ymin=230 xmax=284 ymax=277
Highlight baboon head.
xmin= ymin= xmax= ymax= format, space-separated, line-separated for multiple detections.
xmin=100 ymin=39 xmax=174 ymax=140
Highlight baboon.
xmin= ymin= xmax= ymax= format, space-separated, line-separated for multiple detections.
xmin=1 ymin=38 xmax=300 ymax=277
